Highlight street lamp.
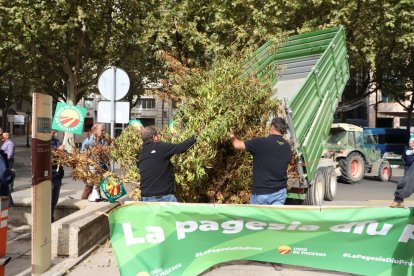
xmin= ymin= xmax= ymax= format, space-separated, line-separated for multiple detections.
xmin=26 ymin=112 xmax=31 ymax=148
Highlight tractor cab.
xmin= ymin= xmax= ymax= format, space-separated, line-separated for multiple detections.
xmin=324 ymin=123 xmax=391 ymax=184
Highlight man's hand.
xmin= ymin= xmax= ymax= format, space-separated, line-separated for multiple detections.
xmin=229 ymin=128 xmax=245 ymax=150
xmin=229 ymin=128 xmax=235 ymax=140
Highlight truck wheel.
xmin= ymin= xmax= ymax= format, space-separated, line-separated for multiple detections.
xmin=304 ymin=169 xmax=325 ymax=205
xmin=339 ymin=152 xmax=365 ymax=184
xmin=378 ymin=162 xmax=392 ymax=182
xmin=324 ymin=167 xmax=337 ymax=201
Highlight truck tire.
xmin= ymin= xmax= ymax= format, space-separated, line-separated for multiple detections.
xmin=339 ymin=152 xmax=365 ymax=184
xmin=304 ymin=168 xmax=325 ymax=205
xmin=324 ymin=167 xmax=337 ymax=201
xmin=378 ymin=162 xmax=392 ymax=182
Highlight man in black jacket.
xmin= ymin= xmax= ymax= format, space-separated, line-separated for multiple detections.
xmin=230 ymin=117 xmax=292 ymax=205
xmin=138 ymin=125 xmax=196 ymax=202
xmin=402 ymin=139 xmax=414 ymax=176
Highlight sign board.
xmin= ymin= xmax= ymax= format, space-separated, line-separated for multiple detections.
xmin=110 ymin=204 xmax=414 ymax=276
xmin=97 ymin=101 xmax=130 ymax=124
xmin=13 ymin=115 xmax=25 ymax=125
xmin=98 ymin=67 xmax=130 ymax=101
xmin=52 ymin=102 xmax=86 ymax=135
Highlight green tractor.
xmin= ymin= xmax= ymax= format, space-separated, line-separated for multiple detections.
xmin=323 ymin=123 xmax=392 ymax=184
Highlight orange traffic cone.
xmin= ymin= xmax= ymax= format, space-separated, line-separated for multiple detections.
xmin=0 ymin=197 xmax=11 ymax=276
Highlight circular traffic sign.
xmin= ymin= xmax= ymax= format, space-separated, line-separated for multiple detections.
xmin=98 ymin=67 xmax=130 ymax=101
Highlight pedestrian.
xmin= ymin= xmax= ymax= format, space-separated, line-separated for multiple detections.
xmin=1 ymin=132 xmax=15 ymax=193
xmin=80 ymin=123 xmax=108 ymax=200
xmin=0 ymin=149 xmax=14 ymax=207
xmin=138 ymin=125 xmax=196 ymax=202
xmin=389 ymin=163 xmax=414 ymax=208
xmin=402 ymin=138 xmax=414 ymax=176
xmin=229 ymin=117 xmax=292 ymax=205
xmin=51 ymin=130 xmax=65 ymax=222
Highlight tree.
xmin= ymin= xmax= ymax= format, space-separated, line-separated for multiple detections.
xmin=373 ymin=0 xmax=414 ymax=132
xmin=4 ymin=0 xmax=163 ymax=150
xmin=282 ymin=0 xmax=414 ymax=128
xmin=0 ymin=1 xmax=33 ymax=130
xmin=0 ymin=70 xmax=32 ymax=131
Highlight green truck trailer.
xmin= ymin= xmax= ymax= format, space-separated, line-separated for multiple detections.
xmin=245 ymin=26 xmax=350 ymax=205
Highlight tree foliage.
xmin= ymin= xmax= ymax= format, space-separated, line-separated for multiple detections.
xmin=373 ymin=0 xmax=414 ymax=131
xmin=2 ymin=0 xmax=412 ymax=127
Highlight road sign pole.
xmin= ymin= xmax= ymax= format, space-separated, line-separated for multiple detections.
xmin=111 ymin=67 xmax=116 ymax=140
xmin=110 ymin=68 xmax=117 ymax=172
xmin=97 ymin=66 xmax=130 ymax=170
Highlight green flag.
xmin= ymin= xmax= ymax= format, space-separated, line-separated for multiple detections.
xmin=129 ymin=119 xmax=144 ymax=130
xmin=100 ymin=176 xmax=127 ymax=203
xmin=52 ymin=102 xmax=86 ymax=135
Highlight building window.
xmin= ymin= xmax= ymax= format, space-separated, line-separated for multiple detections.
xmin=381 ymin=93 xmax=395 ymax=103
xmin=137 ymin=98 xmax=156 ymax=109
xmin=16 ymin=101 xmax=22 ymax=110
xmin=83 ymin=118 xmax=94 ymax=132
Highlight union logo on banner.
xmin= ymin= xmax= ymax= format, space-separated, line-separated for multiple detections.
xmin=100 ymin=176 xmax=127 ymax=203
xmin=52 ymin=102 xmax=87 ymax=134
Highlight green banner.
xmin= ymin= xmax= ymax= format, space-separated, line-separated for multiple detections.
xmin=52 ymin=102 xmax=86 ymax=134
xmin=109 ymin=204 xmax=414 ymax=276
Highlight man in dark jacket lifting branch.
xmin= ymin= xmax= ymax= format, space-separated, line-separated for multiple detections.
xmin=138 ymin=125 xmax=196 ymax=202
xmin=230 ymin=117 xmax=292 ymax=205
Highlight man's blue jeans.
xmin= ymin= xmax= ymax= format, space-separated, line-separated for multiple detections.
xmin=250 ymin=188 xmax=287 ymax=205
xmin=141 ymin=194 xmax=178 ymax=202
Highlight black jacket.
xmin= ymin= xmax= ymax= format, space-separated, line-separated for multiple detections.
xmin=402 ymin=146 xmax=414 ymax=167
xmin=0 ymin=149 xmax=13 ymax=196
xmin=138 ymin=136 xmax=196 ymax=197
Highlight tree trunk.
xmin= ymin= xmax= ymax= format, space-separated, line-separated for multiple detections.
xmin=62 ymin=60 xmax=77 ymax=153
xmin=1 ymin=107 xmax=8 ymax=131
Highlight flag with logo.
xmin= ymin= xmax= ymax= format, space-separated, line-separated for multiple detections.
xmin=52 ymin=102 xmax=87 ymax=135
xmin=100 ymin=176 xmax=127 ymax=203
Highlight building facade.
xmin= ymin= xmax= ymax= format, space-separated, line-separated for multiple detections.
xmin=76 ymin=91 xmax=175 ymax=141
xmin=368 ymin=91 xmax=412 ymax=131
xmin=0 ymin=100 xmax=31 ymax=136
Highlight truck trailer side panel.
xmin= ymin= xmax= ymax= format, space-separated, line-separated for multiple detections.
xmin=246 ymin=26 xmax=350 ymax=184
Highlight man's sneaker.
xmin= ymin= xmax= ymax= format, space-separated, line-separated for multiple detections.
xmin=389 ymin=201 xmax=406 ymax=208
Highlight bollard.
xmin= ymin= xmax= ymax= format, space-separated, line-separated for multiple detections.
xmin=0 ymin=196 xmax=11 ymax=276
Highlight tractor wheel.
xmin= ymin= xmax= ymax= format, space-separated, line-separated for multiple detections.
xmin=324 ymin=167 xmax=337 ymax=201
xmin=378 ymin=162 xmax=392 ymax=182
xmin=304 ymin=168 xmax=325 ymax=206
xmin=339 ymin=152 xmax=365 ymax=184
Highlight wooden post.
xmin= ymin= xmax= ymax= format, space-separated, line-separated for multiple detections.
xmin=31 ymin=93 xmax=52 ymax=275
